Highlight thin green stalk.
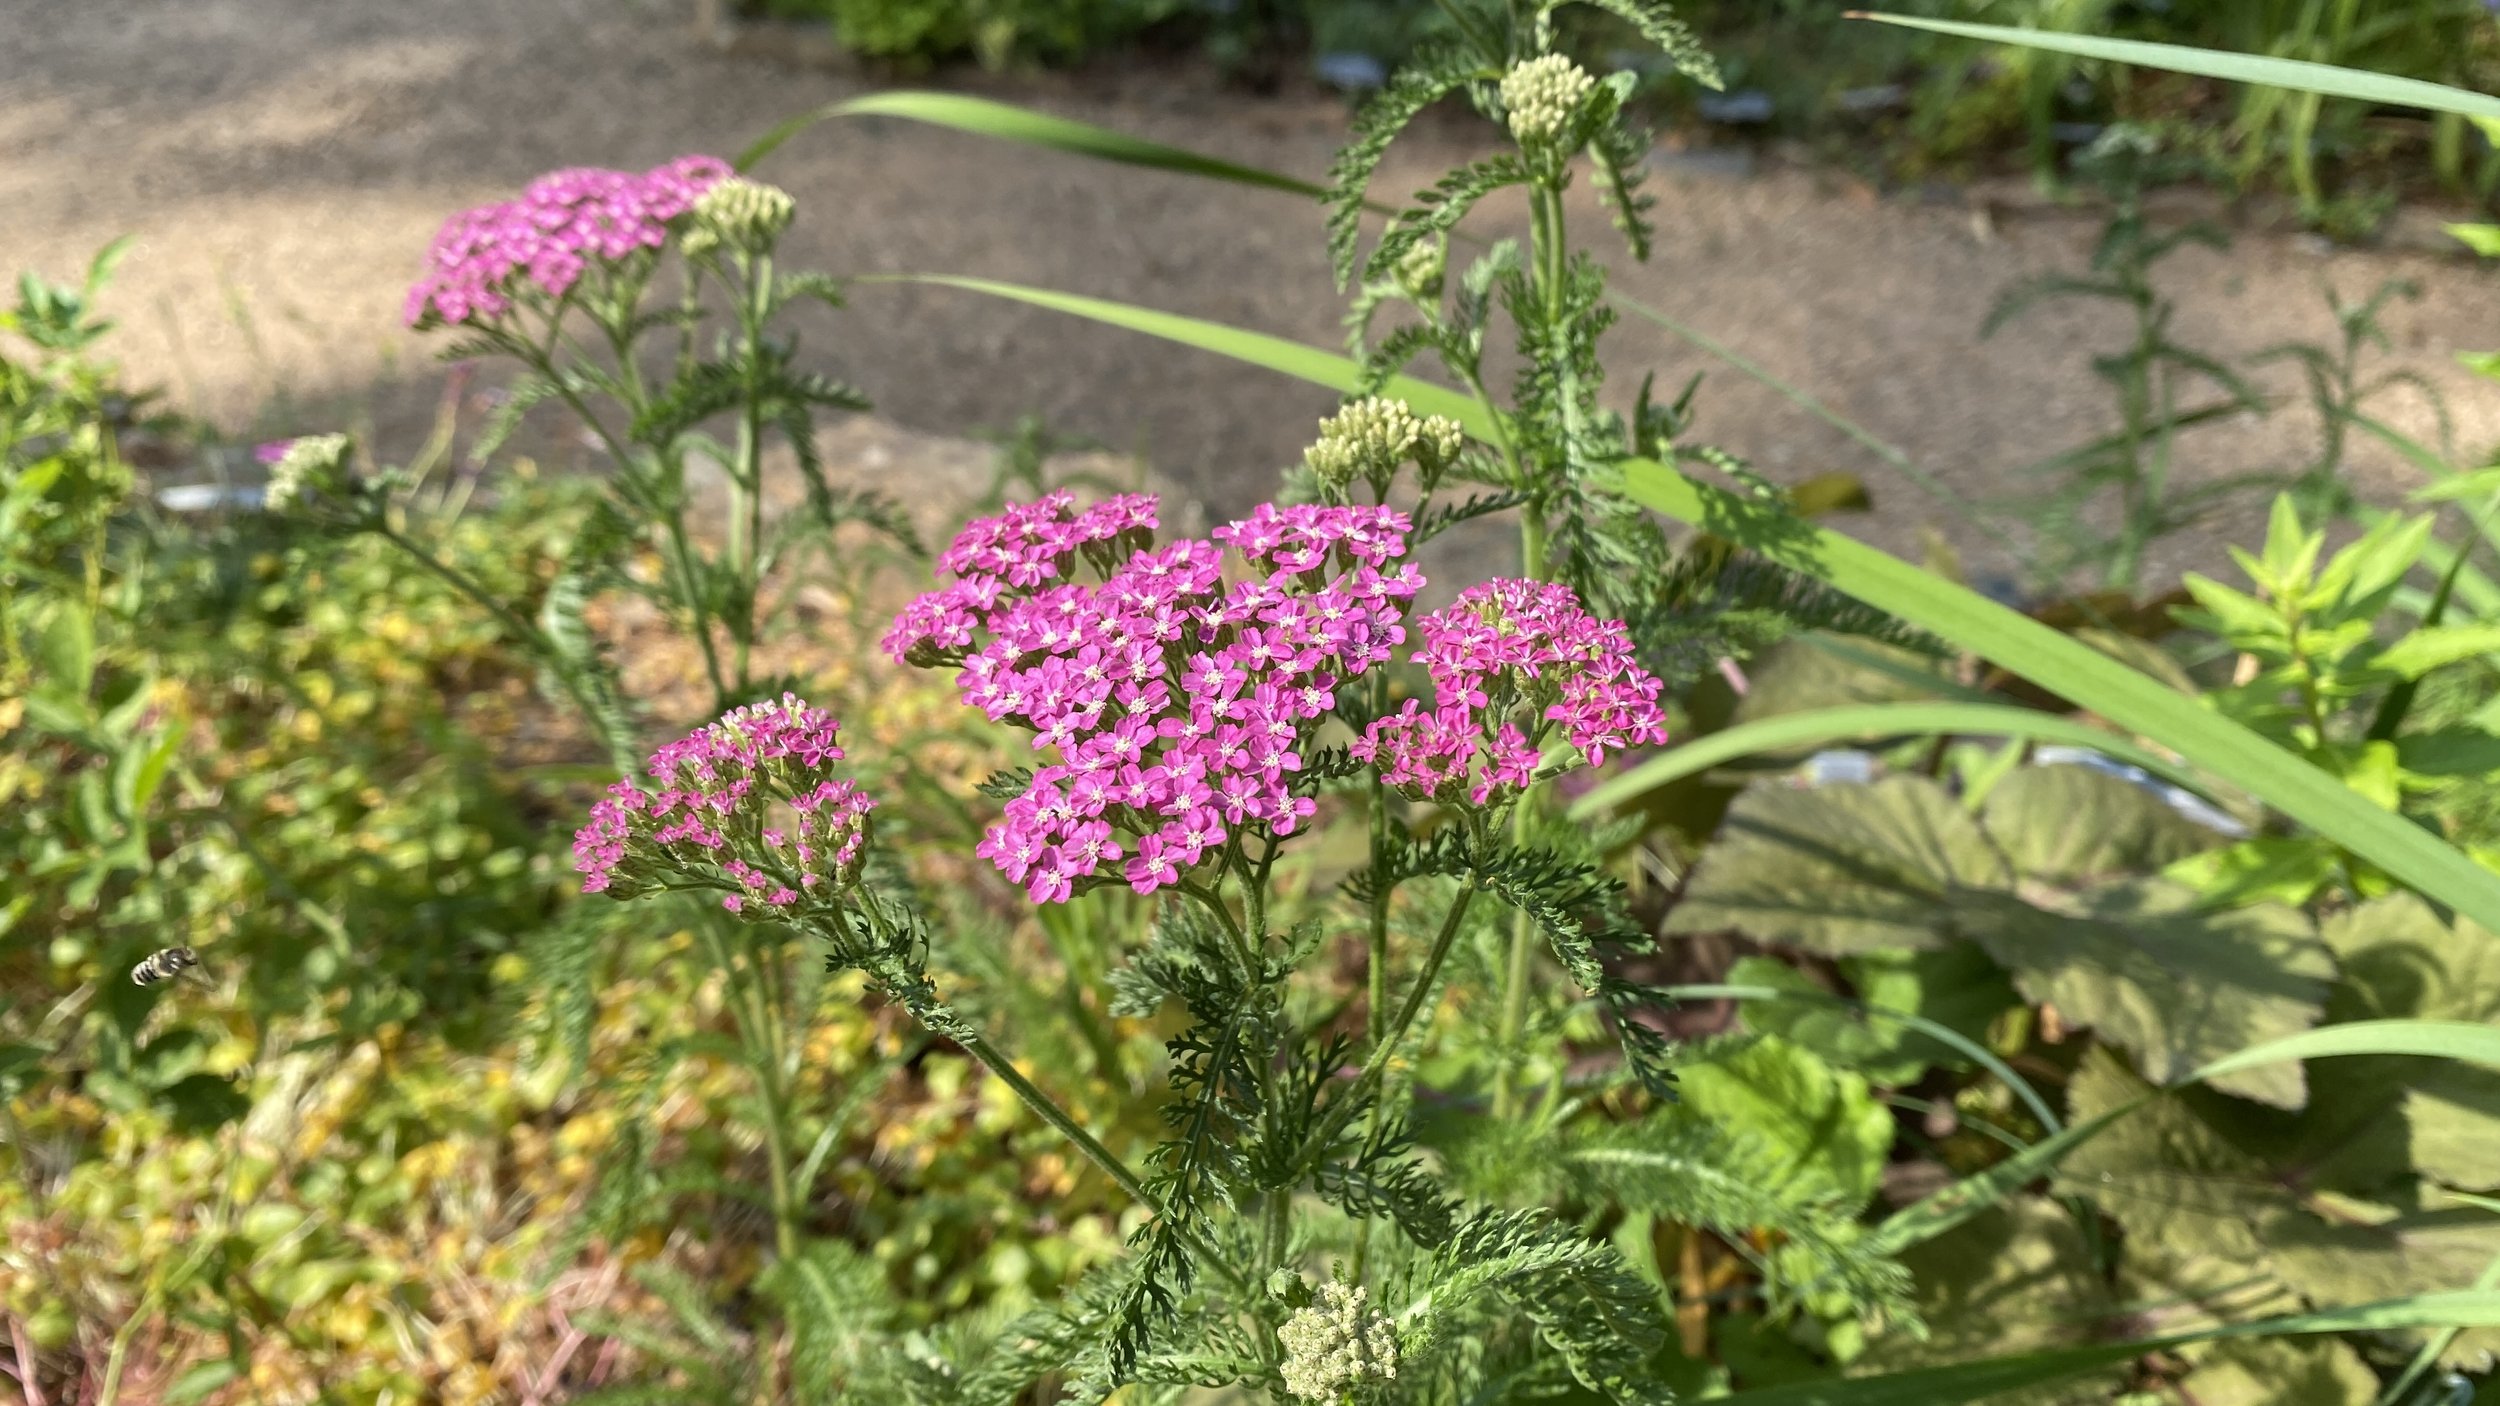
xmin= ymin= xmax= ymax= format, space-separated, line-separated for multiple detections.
xmin=373 ymin=525 xmax=636 ymax=773
xmin=949 ymin=1025 xmax=1253 ymax=1294
xmin=730 ymin=251 xmax=774 ymax=693
xmin=1300 ymin=874 xmax=1482 ymax=1164
xmin=701 ymin=920 xmax=803 ymax=1262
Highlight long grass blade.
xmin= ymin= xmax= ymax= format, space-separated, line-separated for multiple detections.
xmin=877 ymin=273 xmax=2500 ymax=935
xmin=738 ymin=91 xmax=1331 ymax=196
xmin=1566 ymin=702 xmax=2199 ymax=819
xmin=1720 ymin=1291 xmax=2500 ymax=1404
xmin=1660 ymin=981 xmax=2060 ymax=1135
xmin=1848 ymin=14 xmax=2500 ymax=122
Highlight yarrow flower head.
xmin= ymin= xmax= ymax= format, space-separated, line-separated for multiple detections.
xmin=887 ymin=490 xmax=1423 ymax=903
xmin=1393 ymin=233 xmax=1446 ymax=302
xmin=259 ymin=433 xmax=355 ymax=514
xmin=1501 ymin=54 xmax=1597 ymax=146
xmin=1353 ymin=578 xmax=1667 ymax=806
xmin=573 ymin=694 xmax=874 ymax=917
xmin=1277 ymin=1282 xmax=1399 ymax=1402
xmin=682 ymin=175 xmax=796 ymax=257
xmin=1303 ymin=397 xmax=1465 ymax=498
xmin=405 ymin=155 xmax=732 ymax=327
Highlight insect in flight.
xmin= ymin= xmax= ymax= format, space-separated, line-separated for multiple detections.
xmin=131 ymin=946 xmax=202 ymax=988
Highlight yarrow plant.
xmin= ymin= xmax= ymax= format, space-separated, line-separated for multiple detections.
xmin=404 ymin=156 xmax=731 ymax=328
xmin=388 ymin=151 xmax=908 ymax=752
xmin=572 ymin=694 xmax=874 ymax=913
xmin=1356 ymin=579 xmax=1668 ymax=806
xmin=886 ymin=489 xmax=1423 ymax=904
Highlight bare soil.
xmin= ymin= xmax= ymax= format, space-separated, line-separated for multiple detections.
xmin=10 ymin=0 xmax=2500 ymax=586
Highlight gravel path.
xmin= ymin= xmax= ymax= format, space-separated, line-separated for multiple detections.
xmin=10 ymin=0 xmax=2500 ymax=583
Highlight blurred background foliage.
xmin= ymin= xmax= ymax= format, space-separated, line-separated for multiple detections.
xmin=742 ymin=0 xmax=2500 ymax=227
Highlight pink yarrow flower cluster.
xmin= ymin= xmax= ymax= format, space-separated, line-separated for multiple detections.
xmin=1354 ymin=579 xmax=1669 ymax=805
xmin=886 ymin=491 xmax=1422 ymax=903
xmin=406 ymin=155 xmax=731 ymax=327
xmin=573 ymin=694 xmax=874 ymax=915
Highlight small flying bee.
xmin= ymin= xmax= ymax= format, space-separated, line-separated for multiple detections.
xmin=131 ymin=946 xmax=201 ymax=988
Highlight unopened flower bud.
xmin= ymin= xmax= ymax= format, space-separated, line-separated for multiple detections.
xmin=1305 ymin=397 xmax=1466 ymax=496
xmin=1278 ymin=1282 xmax=1399 ymax=1402
xmin=686 ymin=176 xmax=796 ymax=256
xmin=1394 ymin=236 xmax=1444 ymax=302
xmin=262 ymin=434 xmax=354 ymax=513
xmin=1501 ymin=55 xmax=1596 ymax=147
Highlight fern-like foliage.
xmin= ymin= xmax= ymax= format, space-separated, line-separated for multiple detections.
xmin=1365 ymin=156 xmax=1532 ymax=289
xmin=1549 ymin=0 xmax=1723 ymax=87
xmin=1325 ymin=39 xmax=1500 ymax=287
xmin=1392 ymin=1207 xmax=1675 ymax=1405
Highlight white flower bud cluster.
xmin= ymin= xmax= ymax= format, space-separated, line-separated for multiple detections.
xmin=685 ymin=176 xmax=795 ymax=255
xmin=263 ymin=434 xmax=353 ymax=513
xmin=1393 ymin=236 xmax=1445 ymax=302
xmin=1501 ymin=55 xmax=1596 ymax=147
xmin=1278 ymin=1282 xmax=1399 ymax=1402
xmin=1305 ymin=397 xmax=1465 ymax=495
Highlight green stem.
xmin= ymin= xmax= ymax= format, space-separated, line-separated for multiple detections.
xmin=374 ymin=525 xmax=637 ymax=773
xmin=1299 ymin=873 xmax=1481 ymax=1164
xmin=702 ymin=920 xmax=803 ymax=1262
xmin=730 ymin=252 xmax=774 ymax=694
xmin=1489 ymin=796 xmax=1539 ymax=1119
xmin=951 ymin=1026 xmax=1252 ymax=1293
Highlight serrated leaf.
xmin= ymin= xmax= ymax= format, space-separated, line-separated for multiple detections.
xmin=1666 ymin=776 xmax=2011 ymax=954
xmin=1954 ymin=878 xmax=2328 ymax=1108
xmin=2323 ymin=895 xmax=2500 ymax=1192
xmin=1675 ymin=1035 xmax=1893 ymax=1207
xmin=1978 ymin=764 xmax=2226 ymax=886
xmin=1853 ymin=1198 xmax=2117 ymax=1406
xmin=1729 ymin=947 xmax=2018 ymax=1087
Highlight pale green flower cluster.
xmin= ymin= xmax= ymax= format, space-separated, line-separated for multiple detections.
xmin=1277 ymin=1282 xmax=1399 ymax=1402
xmin=1501 ymin=55 xmax=1596 ymax=146
xmin=263 ymin=434 xmax=353 ymax=513
xmin=685 ymin=176 xmax=795 ymax=256
xmin=1305 ymin=397 xmax=1465 ymax=496
xmin=1393 ymin=235 xmax=1445 ymax=302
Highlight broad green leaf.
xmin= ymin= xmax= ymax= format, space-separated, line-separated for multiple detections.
xmin=1703 ymin=634 xmax=1957 ymax=744
xmin=1664 ymin=776 xmax=2011 ymax=954
xmin=896 ymin=275 xmax=2500 ymax=937
xmin=1852 ymin=1198 xmax=2116 ymax=1406
xmin=1954 ymin=878 xmax=2329 ymax=1108
xmin=2376 ymin=624 xmax=2500 ymax=679
xmin=1977 ymin=763 xmax=2225 ymax=886
xmin=1673 ymin=1035 xmax=1894 ymax=1208
xmin=2061 ymin=1051 xmax=2500 ymax=1367
xmin=1571 ymin=702 xmax=2197 ymax=820
xmin=1851 ymin=15 xmax=2500 ymax=123
xmin=1727 ymin=949 xmax=2017 ymax=1088
xmin=2266 ymin=1203 xmax=2500 ymax=1370
xmin=36 ymin=603 xmax=94 ymax=697
xmin=2321 ymin=895 xmax=2500 ymax=1192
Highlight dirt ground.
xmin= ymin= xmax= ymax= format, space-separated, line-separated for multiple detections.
xmin=9 ymin=0 xmax=2500 ymax=586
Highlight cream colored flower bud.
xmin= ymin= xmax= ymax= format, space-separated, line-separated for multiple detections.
xmin=687 ymin=176 xmax=795 ymax=255
xmin=1278 ymin=1282 xmax=1399 ymax=1402
xmin=1306 ymin=396 xmax=1467 ymax=497
xmin=264 ymin=433 xmax=353 ymax=512
xmin=1394 ymin=236 xmax=1445 ymax=302
xmin=1501 ymin=54 xmax=1596 ymax=146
